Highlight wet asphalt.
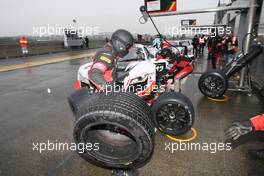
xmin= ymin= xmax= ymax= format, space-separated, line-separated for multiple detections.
xmin=0 ymin=49 xmax=263 ymax=176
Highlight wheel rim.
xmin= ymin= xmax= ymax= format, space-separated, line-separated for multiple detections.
xmin=79 ymin=123 xmax=140 ymax=164
xmin=200 ymin=74 xmax=225 ymax=97
xmin=156 ymin=103 xmax=190 ymax=132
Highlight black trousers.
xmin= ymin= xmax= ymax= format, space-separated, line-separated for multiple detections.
xmin=193 ymin=47 xmax=198 ymax=58
xmin=199 ymin=46 xmax=204 ymax=55
xmin=210 ymin=53 xmax=217 ymax=69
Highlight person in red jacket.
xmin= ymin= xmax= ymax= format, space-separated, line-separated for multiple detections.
xmin=222 ymin=32 xmax=238 ymax=66
xmin=225 ymin=114 xmax=264 ymax=159
xmin=19 ymin=36 xmax=29 ymax=56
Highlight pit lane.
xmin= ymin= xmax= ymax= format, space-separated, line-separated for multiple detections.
xmin=0 ymin=49 xmax=263 ymax=176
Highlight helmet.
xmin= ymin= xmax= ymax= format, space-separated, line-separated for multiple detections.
xmin=111 ymin=29 xmax=134 ymax=57
xmin=160 ymin=47 xmax=173 ymax=58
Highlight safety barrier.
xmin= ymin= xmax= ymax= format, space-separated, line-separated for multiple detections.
xmin=0 ymin=40 xmax=106 ymax=59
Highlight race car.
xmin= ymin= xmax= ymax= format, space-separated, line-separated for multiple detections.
xmin=146 ymin=40 xmax=194 ymax=59
xmin=75 ymin=44 xmax=167 ymax=96
xmin=75 ymin=44 xmax=194 ymax=93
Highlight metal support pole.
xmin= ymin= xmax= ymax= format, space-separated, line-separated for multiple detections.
xmin=152 ymin=6 xmax=249 ymax=17
xmin=140 ymin=5 xmax=250 ymax=21
xmin=239 ymin=0 xmax=258 ymax=87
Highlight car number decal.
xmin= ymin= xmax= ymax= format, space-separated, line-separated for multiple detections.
xmin=155 ymin=63 xmax=166 ymax=73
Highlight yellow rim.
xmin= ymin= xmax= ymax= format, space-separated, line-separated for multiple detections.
xmin=166 ymin=128 xmax=198 ymax=142
xmin=207 ymin=95 xmax=229 ymax=102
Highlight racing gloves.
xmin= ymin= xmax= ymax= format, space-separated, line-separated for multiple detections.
xmin=225 ymin=120 xmax=253 ymax=141
xmin=225 ymin=114 xmax=264 ymax=141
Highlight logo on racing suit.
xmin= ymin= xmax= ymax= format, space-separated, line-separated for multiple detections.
xmin=100 ymin=56 xmax=112 ymax=64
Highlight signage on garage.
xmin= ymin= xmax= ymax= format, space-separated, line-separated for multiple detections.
xmin=181 ymin=19 xmax=197 ymax=26
xmin=145 ymin=0 xmax=177 ymax=13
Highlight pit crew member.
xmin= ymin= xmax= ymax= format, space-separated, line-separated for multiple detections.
xmin=88 ymin=29 xmax=134 ymax=90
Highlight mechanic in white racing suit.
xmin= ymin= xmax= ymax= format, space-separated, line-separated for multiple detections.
xmin=152 ymin=35 xmax=162 ymax=50
xmin=88 ymin=29 xmax=134 ymax=90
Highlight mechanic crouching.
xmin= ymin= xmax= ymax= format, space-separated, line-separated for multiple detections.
xmin=88 ymin=29 xmax=134 ymax=91
xmin=225 ymin=114 xmax=264 ymax=159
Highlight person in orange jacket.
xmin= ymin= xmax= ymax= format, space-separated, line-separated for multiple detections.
xmin=225 ymin=114 xmax=264 ymax=159
xmin=198 ymin=35 xmax=206 ymax=55
xmin=19 ymin=36 xmax=29 ymax=56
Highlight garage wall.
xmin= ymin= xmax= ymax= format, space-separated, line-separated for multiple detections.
xmin=252 ymin=0 xmax=264 ymax=88
xmin=251 ymin=51 xmax=264 ymax=87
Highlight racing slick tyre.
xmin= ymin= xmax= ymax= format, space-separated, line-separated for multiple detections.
xmin=71 ymin=91 xmax=155 ymax=169
xmin=151 ymin=92 xmax=195 ymax=136
xmin=67 ymin=87 xmax=94 ymax=117
xmin=198 ymin=70 xmax=228 ymax=99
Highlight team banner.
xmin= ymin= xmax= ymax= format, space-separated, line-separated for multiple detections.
xmin=145 ymin=0 xmax=177 ymax=13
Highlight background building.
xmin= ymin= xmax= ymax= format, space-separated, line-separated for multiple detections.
xmin=215 ymin=0 xmax=264 ymax=95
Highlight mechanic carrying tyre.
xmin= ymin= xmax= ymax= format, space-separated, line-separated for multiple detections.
xmin=88 ymin=29 xmax=134 ymax=90
xmin=68 ymin=29 xmax=155 ymax=175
